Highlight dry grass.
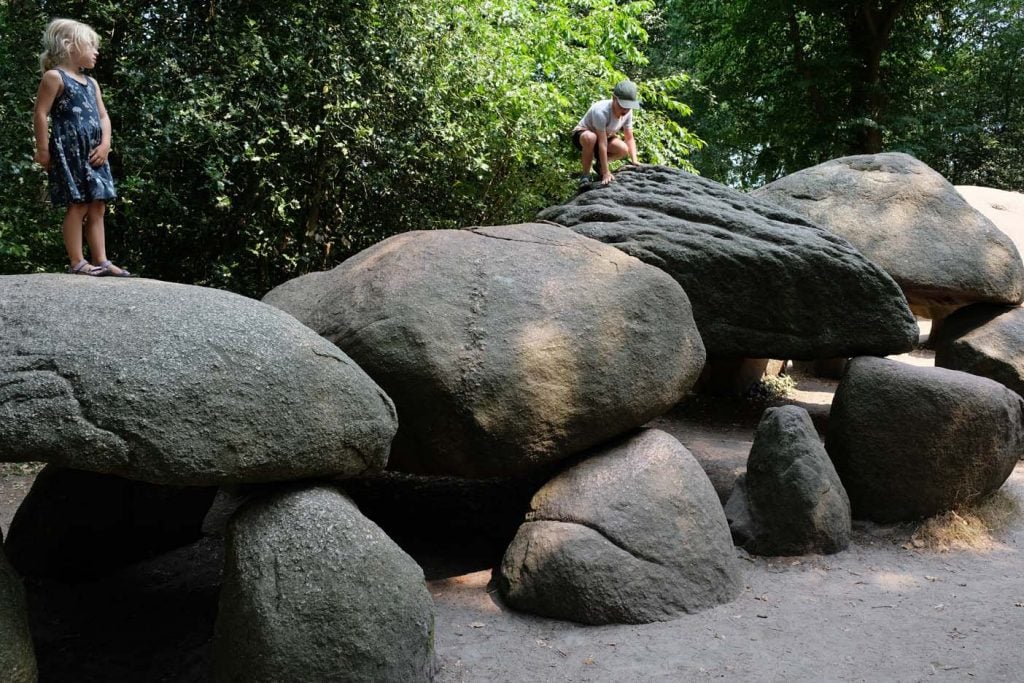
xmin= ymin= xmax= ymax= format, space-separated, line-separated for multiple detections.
xmin=749 ymin=373 xmax=798 ymax=401
xmin=909 ymin=491 xmax=1021 ymax=552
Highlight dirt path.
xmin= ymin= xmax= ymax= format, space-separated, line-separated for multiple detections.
xmin=431 ymin=463 xmax=1024 ymax=682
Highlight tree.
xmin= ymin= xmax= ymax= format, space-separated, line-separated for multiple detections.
xmin=653 ymin=0 xmax=1022 ymax=190
xmin=0 ymin=0 xmax=702 ymax=295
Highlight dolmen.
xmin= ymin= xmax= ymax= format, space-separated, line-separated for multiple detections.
xmin=0 ymin=275 xmax=434 ymax=681
xmin=264 ymin=222 xmax=706 ymax=478
xmin=537 ymin=164 xmax=918 ymax=362
xmin=753 ymin=153 xmax=1024 ymax=315
xmin=264 ymin=222 xmax=744 ymax=624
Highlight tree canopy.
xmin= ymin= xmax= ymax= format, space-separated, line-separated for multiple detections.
xmin=1 ymin=1 xmax=1020 ymax=293
xmin=654 ymin=0 xmax=1023 ymax=189
xmin=0 ymin=0 xmax=701 ymax=295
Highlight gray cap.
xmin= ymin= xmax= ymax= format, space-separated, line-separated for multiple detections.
xmin=613 ymin=80 xmax=640 ymax=109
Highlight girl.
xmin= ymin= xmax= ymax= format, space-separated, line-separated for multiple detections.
xmin=33 ymin=18 xmax=131 ymax=276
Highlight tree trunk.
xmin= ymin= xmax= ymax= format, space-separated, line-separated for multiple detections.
xmin=844 ymin=0 xmax=910 ymax=154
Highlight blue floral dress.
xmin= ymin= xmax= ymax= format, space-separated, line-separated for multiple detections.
xmin=48 ymin=68 xmax=117 ymax=206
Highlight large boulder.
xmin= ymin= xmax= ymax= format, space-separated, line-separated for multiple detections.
xmin=0 ymin=275 xmax=397 ymax=485
xmin=498 ymin=429 xmax=742 ymax=624
xmin=825 ymin=357 xmax=1024 ymax=521
xmin=753 ymin=153 xmax=1024 ymax=308
xmin=264 ymin=223 xmax=705 ymax=478
xmin=0 ymin=547 xmax=36 ymax=683
xmin=932 ymin=303 xmax=1024 ymax=396
xmin=212 ymin=484 xmax=435 ymax=682
xmin=956 ymin=186 xmax=1024 ymax=260
xmin=4 ymin=465 xmax=216 ymax=579
xmin=725 ymin=406 xmax=850 ymax=556
xmin=537 ymin=164 xmax=917 ymax=360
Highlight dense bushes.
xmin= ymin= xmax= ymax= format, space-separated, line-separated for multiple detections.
xmin=0 ymin=1 xmax=702 ymax=296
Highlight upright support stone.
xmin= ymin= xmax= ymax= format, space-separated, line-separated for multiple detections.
xmin=0 ymin=544 xmax=37 ymax=683
xmin=213 ymin=485 xmax=435 ymax=682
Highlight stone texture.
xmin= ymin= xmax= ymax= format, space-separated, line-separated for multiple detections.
xmin=0 ymin=547 xmax=36 ymax=683
xmin=932 ymin=303 xmax=1024 ymax=397
xmin=264 ymin=222 xmax=705 ymax=478
xmin=956 ymin=186 xmax=1024 ymax=261
xmin=825 ymin=357 xmax=1024 ymax=521
xmin=4 ymin=465 xmax=216 ymax=579
xmin=725 ymin=406 xmax=850 ymax=555
xmin=212 ymin=484 xmax=435 ymax=682
xmin=538 ymin=164 xmax=917 ymax=360
xmin=754 ymin=153 xmax=1024 ymax=308
xmin=498 ymin=429 xmax=742 ymax=624
xmin=0 ymin=275 xmax=397 ymax=485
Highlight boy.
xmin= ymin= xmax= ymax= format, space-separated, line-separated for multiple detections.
xmin=572 ymin=80 xmax=641 ymax=186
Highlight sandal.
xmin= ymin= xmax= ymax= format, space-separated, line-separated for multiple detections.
xmin=68 ymin=259 xmax=107 ymax=276
xmin=97 ymin=260 xmax=133 ymax=277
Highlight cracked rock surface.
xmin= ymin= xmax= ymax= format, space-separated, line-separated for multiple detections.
xmin=539 ymin=164 xmax=917 ymax=359
xmin=0 ymin=275 xmax=397 ymax=485
xmin=498 ymin=428 xmax=742 ymax=624
xmin=213 ymin=484 xmax=435 ymax=682
xmin=263 ymin=223 xmax=705 ymax=478
xmin=753 ymin=153 xmax=1024 ymax=308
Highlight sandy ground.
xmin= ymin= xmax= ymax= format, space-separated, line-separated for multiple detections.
xmin=2 ymin=340 xmax=1024 ymax=682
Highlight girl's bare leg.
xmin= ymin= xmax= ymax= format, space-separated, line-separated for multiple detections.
xmin=62 ymin=203 xmax=90 ymax=266
xmin=85 ymin=201 xmax=126 ymax=275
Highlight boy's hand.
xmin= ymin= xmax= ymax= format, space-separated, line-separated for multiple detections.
xmin=89 ymin=142 xmax=110 ymax=167
xmin=34 ymin=149 xmax=51 ymax=171
xmin=601 ymin=172 xmax=614 ymax=185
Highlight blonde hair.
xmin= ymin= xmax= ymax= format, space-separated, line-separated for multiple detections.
xmin=39 ymin=18 xmax=100 ymax=73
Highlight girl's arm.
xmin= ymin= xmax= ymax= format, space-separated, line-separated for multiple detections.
xmin=33 ymin=70 xmax=62 ymax=170
xmin=89 ymin=78 xmax=112 ymax=167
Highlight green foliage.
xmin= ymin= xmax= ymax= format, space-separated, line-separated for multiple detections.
xmin=0 ymin=0 xmax=701 ymax=296
xmin=653 ymin=0 xmax=1024 ymax=191
xmin=891 ymin=1 xmax=1024 ymax=190
xmin=0 ymin=2 xmax=64 ymax=273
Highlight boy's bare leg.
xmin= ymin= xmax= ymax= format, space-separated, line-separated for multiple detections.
xmin=62 ymin=203 xmax=90 ymax=266
xmin=607 ymin=137 xmax=629 ymax=163
xmin=578 ymin=130 xmax=597 ymax=175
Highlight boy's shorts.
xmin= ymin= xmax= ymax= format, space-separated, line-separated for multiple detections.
xmin=572 ymin=129 xmax=621 ymax=150
xmin=571 ymin=129 xmax=589 ymax=151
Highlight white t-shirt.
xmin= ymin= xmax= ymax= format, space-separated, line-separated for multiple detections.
xmin=574 ymin=99 xmax=633 ymax=136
